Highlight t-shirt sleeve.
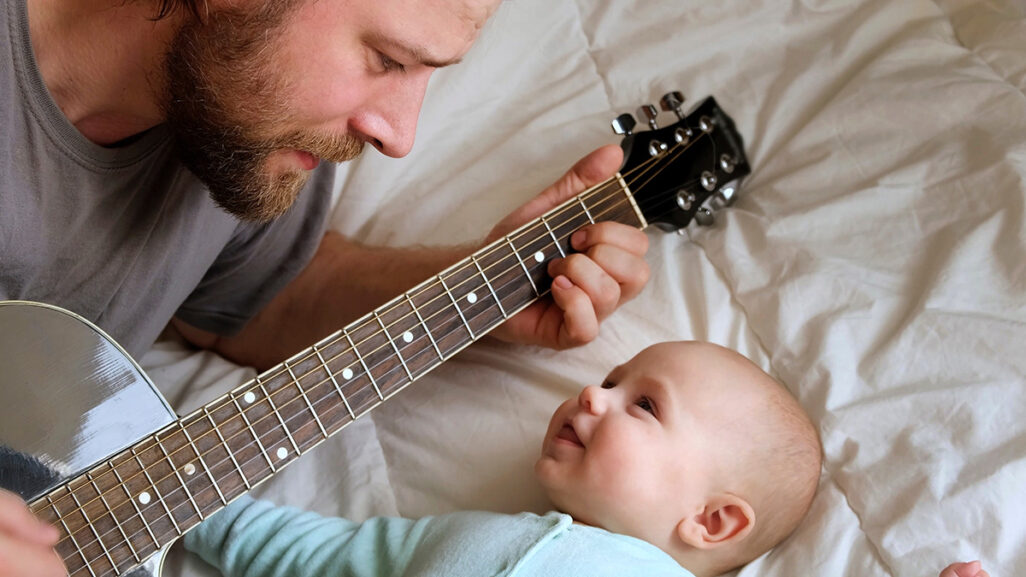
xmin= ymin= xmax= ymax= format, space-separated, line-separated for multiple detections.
xmin=174 ymin=166 xmax=334 ymax=336
xmin=183 ymin=496 xmax=428 ymax=577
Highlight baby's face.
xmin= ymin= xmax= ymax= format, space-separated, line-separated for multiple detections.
xmin=535 ymin=342 xmax=738 ymax=541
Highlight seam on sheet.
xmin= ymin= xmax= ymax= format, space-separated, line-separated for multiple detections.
xmin=566 ymin=0 xmax=616 ymax=113
xmin=686 ymin=229 xmax=896 ymax=577
xmin=928 ymin=0 xmax=1026 ymax=100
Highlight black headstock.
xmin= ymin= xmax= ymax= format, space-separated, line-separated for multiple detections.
xmin=614 ymin=94 xmax=750 ymax=231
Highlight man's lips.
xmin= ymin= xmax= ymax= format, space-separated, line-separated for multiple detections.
xmin=555 ymin=422 xmax=583 ymax=447
xmin=295 ymin=150 xmax=320 ymax=170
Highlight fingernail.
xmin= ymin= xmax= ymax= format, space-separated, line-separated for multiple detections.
xmin=554 ymin=276 xmax=573 ymax=289
xmin=571 ymin=230 xmax=586 ymax=249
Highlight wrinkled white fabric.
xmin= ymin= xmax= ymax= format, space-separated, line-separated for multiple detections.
xmin=148 ymin=1 xmax=1026 ymax=576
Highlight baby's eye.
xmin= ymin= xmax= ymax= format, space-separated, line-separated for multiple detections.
xmin=636 ymin=397 xmax=655 ymax=414
xmin=601 ymin=380 xmax=615 ymax=389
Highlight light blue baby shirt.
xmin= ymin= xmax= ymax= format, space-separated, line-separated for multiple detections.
xmin=184 ymin=496 xmax=694 ymax=577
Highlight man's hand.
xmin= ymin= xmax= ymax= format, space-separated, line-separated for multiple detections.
xmin=0 ymin=489 xmax=65 ymax=577
xmin=940 ymin=561 xmax=990 ymax=577
xmin=486 ymin=145 xmax=650 ymax=349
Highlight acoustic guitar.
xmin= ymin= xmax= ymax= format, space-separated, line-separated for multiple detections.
xmin=0 ymin=95 xmax=749 ymax=577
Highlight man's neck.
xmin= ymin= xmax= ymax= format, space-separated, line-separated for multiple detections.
xmin=26 ymin=0 xmax=181 ymax=145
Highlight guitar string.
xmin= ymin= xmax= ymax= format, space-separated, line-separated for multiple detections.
xmin=46 ymin=131 xmax=712 ymax=572
xmin=34 ymin=127 xmax=699 ymax=524
xmin=47 ymin=132 xmax=713 ymax=571
xmin=63 ymin=170 xmax=712 ymax=577
xmin=46 ymin=131 xmax=711 ymax=573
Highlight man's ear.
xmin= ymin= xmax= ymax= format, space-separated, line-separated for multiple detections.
xmin=676 ymin=494 xmax=755 ymax=550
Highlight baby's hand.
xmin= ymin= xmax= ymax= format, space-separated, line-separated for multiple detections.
xmin=939 ymin=561 xmax=990 ymax=577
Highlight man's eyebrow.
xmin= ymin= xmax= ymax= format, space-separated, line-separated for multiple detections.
xmin=370 ymin=34 xmax=463 ymax=69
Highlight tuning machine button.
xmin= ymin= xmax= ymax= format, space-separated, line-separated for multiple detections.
xmin=637 ymin=104 xmax=659 ymax=130
xmin=660 ymin=91 xmax=686 ymax=120
xmin=701 ymin=171 xmax=718 ymax=191
xmin=676 ymin=190 xmax=696 ymax=211
xmin=695 ymin=207 xmax=715 ymax=227
xmin=611 ymin=114 xmax=637 ymax=136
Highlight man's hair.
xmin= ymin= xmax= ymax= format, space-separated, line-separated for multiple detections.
xmin=153 ymin=0 xmax=206 ymax=20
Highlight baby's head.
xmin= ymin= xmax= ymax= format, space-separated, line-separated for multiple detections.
xmin=535 ymin=341 xmax=822 ymax=577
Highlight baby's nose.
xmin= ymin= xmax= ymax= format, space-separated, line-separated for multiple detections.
xmin=578 ymin=385 xmax=607 ymax=414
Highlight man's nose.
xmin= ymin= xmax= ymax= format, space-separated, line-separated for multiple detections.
xmin=349 ymin=69 xmax=432 ymax=158
xmin=578 ymin=385 xmax=608 ymax=415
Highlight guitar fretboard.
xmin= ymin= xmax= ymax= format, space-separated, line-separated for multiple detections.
xmin=32 ymin=174 xmax=645 ymax=577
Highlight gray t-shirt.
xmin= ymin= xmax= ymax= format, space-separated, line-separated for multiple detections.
xmin=1 ymin=0 xmax=333 ymax=359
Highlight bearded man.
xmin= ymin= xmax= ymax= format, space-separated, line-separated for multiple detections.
xmin=0 ymin=0 xmax=650 ymax=574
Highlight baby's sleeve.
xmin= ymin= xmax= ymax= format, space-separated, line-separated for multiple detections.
xmin=183 ymin=496 xmax=427 ymax=577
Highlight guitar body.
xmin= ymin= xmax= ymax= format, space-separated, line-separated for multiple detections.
xmin=0 ymin=301 xmax=176 ymax=577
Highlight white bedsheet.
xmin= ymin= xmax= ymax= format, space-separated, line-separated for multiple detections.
xmin=152 ymin=1 xmax=1026 ymax=575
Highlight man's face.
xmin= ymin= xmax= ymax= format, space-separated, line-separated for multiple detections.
xmin=164 ymin=0 xmax=498 ymax=221
xmin=534 ymin=343 xmax=729 ymax=543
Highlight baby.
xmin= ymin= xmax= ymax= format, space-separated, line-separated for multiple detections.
xmin=183 ymin=341 xmax=824 ymax=577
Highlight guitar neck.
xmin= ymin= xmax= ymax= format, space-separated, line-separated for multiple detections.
xmin=32 ymin=174 xmax=646 ymax=577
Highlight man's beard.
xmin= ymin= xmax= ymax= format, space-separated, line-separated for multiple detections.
xmin=163 ymin=3 xmax=364 ymax=222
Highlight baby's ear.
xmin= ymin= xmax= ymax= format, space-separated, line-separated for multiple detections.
xmin=676 ymin=494 xmax=755 ymax=550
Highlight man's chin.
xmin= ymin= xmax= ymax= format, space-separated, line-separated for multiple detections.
xmin=208 ymin=168 xmax=310 ymax=223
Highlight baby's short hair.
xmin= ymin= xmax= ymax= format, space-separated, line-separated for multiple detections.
xmin=715 ymin=357 xmax=822 ymax=572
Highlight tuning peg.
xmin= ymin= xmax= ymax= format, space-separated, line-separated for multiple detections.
xmin=611 ymin=113 xmax=637 ymax=136
xmin=636 ymin=104 xmax=659 ymax=130
xmin=694 ymin=207 xmax=715 ymax=227
xmin=660 ymin=91 xmax=686 ymax=120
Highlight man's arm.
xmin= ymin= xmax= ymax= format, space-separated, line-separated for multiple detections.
xmin=174 ymin=145 xmax=650 ymax=370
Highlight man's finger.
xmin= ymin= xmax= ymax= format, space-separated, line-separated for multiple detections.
xmin=0 ymin=490 xmax=58 ymax=546
xmin=549 ymin=275 xmax=600 ymax=348
xmin=0 ymin=535 xmax=66 ymax=577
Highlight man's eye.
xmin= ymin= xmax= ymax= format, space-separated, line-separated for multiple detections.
xmin=379 ymin=52 xmax=406 ymax=73
xmin=636 ymin=397 xmax=655 ymax=414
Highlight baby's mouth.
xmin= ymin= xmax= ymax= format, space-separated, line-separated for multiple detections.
xmin=555 ymin=422 xmax=584 ymax=447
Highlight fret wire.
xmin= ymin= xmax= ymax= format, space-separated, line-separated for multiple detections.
xmin=49 ymin=494 xmax=97 ymax=577
xmin=130 ymin=446 xmax=182 ymax=536
xmin=540 ymin=215 xmax=567 ymax=258
xmin=180 ymin=424 xmax=229 ymax=505
xmin=66 ymin=489 xmax=118 ymax=574
xmin=256 ymin=377 xmax=303 ymax=454
xmin=285 ymin=360 xmax=329 ymax=439
xmin=153 ymin=435 xmax=205 ymax=521
xmin=313 ymin=343 xmax=356 ymax=419
xmin=437 ymin=274 xmax=475 ymax=339
xmin=109 ymin=465 xmax=160 ymax=549
xmin=471 ymin=255 xmax=508 ymax=320
xmin=86 ymin=472 xmax=141 ymax=564
xmin=577 ymin=194 xmax=596 ymax=224
xmin=202 ymin=406 xmax=254 ymax=490
xmin=343 ymin=331 xmax=384 ymax=401
xmin=404 ymin=294 xmax=443 ymax=360
xmin=44 ymin=175 xmax=645 ymax=550
xmin=227 ymin=395 xmax=277 ymax=474
xmin=504 ymin=236 xmax=539 ymax=296
xmin=373 ymin=311 xmax=414 ymax=381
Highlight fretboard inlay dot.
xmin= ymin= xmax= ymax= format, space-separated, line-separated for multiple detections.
xmin=342 ymin=368 xmax=354 ymax=380
xmin=277 ymin=447 xmax=288 ymax=460
xmin=534 ymin=251 xmax=544 ymax=263
xmin=243 ymin=391 xmax=256 ymax=404
xmin=467 ymin=292 xmax=478 ymax=304
xmin=402 ymin=331 xmax=414 ymax=343
xmin=138 ymin=492 xmax=151 ymax=505
xmin=184 ymin=463 xmax=196 ymax=476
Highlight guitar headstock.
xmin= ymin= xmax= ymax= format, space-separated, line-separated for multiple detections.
xmin=613 ymin=93 xmax=750 ymax=231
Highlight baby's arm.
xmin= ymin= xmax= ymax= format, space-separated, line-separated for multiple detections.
xmin=939 ymin=561 xmax=990 ymax=577
xmin=183 ymin=496 xmax=428 ymax=577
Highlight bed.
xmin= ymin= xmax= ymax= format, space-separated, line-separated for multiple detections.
xmin=151 ymin=0 xmax=1026 ymax=575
